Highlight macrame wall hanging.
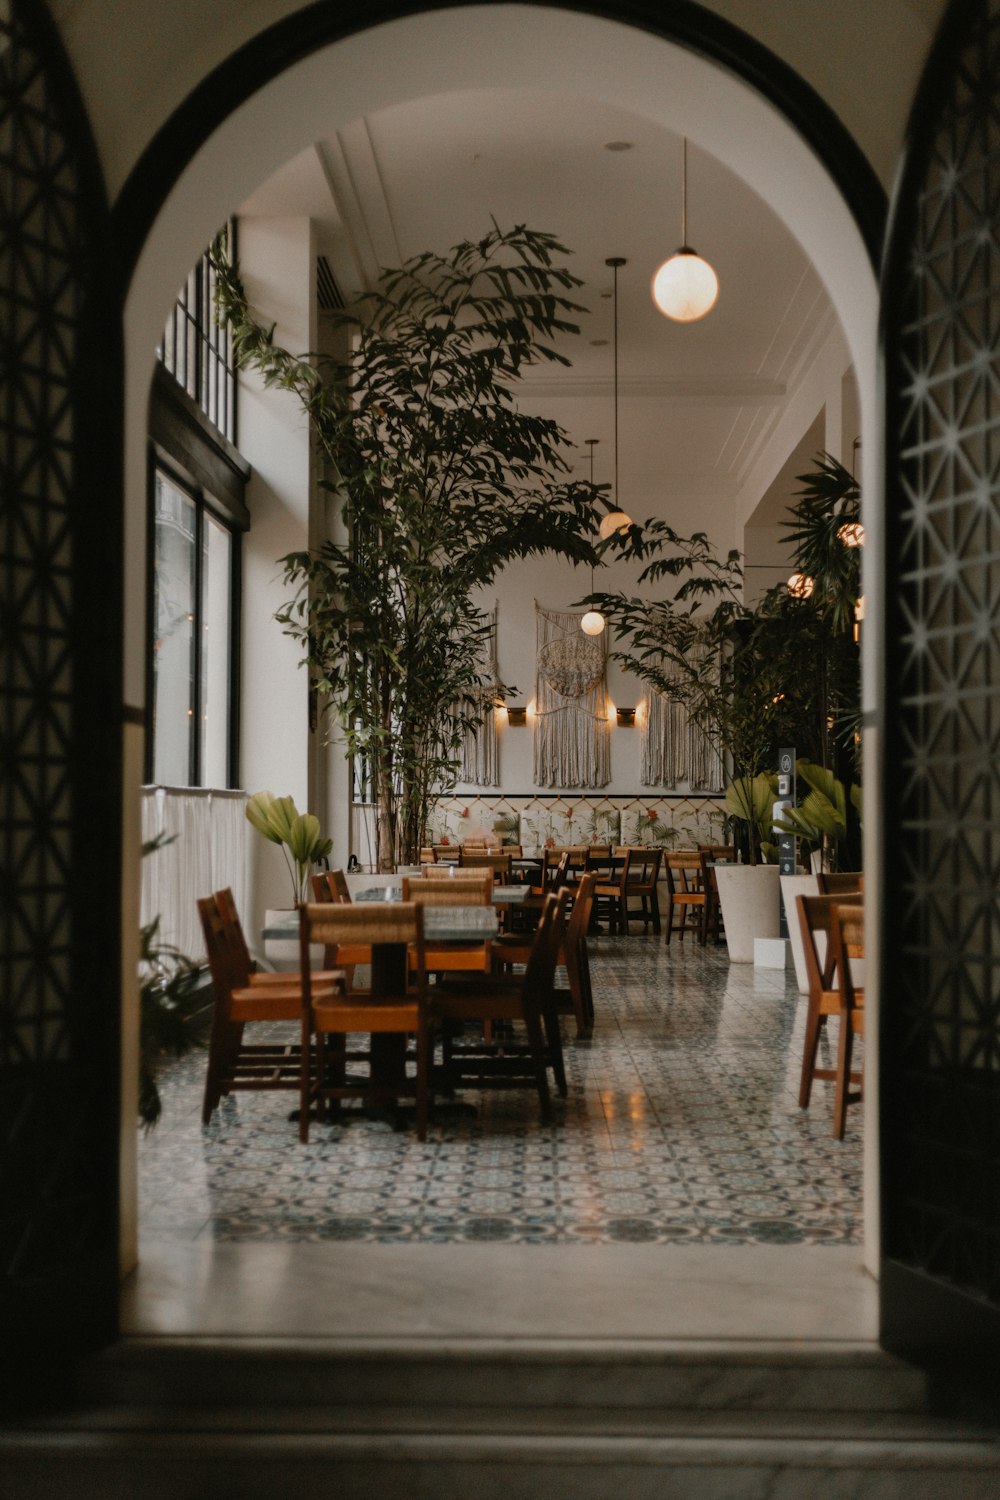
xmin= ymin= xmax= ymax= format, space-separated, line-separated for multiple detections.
xmin=533 ymin=603 xmax=611 ymax=788
xmin=459 ymin=603 xmax=500 ymax=786
xmin=639 ymin=670 xmax=724 ymax=794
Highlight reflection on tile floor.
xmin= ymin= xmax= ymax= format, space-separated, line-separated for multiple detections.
xmin=139 ymin=937 xmax=862 ymax=1247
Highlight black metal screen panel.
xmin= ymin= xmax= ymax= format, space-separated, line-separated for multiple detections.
xmin=0 ymin=0 xmax=120 ymax=1352
xmin=883 ymin=0 xmax=1000 ymax=1315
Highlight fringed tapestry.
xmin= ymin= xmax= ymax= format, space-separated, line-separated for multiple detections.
xmin=640 ymin=688 xmax=690 ymax=786
xmin=640 ymin=677 xmax=724 ymax=793
xmin=459 ymin=603 xmax=500 ymax=786
xmin=533 ymin=603 xmax=610 ymax=788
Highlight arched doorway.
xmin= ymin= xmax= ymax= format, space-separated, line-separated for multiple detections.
xmin=117 ymin=4 xmax=884 ymax=1326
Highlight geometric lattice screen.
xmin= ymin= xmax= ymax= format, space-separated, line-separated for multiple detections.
xmin=883 ymin=0 xmax=1000 ymax=1310
xmin=0 ymin=0 xmax=119 ymax=1344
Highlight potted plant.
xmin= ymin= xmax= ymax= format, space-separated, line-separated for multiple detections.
xmin=589 ymin=527 xmax=789 ymax=958
xmin=213 ymin=226 xmax=605 ymax=870
xmin=245 ymin=790 xmax=332 ymax=905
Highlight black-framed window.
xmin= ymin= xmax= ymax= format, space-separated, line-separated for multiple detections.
xmin=158 ymin=227 xmax=236 ymax=444
xmin=147 ymin=228 xmax=249 ymax=789
xmin=148 ymin=465 xmax=241 ymax=788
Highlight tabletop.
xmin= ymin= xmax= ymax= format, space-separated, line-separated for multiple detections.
xmin=354 ymin=882 xmax=529 ymax=905
xmin=263 ymin=905 xmax=499 ymax=944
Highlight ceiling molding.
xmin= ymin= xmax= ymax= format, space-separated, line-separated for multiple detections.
xmin=516 ymin=375 xmax=787 ymax=405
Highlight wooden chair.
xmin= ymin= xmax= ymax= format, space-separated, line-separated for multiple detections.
xmin=460 ymin=850 xmax=512 ymax=883
xmin=816 ymin=871 xmax=864 ymax=895
xmin=419 ymin=847 xmax=436 ymax=864
xmin=796 ymin=892 xmax=865 ymax=1138
xmin=298 ymin=901 xmax=431 ymax=1142
xmin=197 ymin=893 xmax=341 ymax=1126
xmin=491 ymin=871 xmax=597 ymax=1038
xmin=664 ymin=852 xmax=707 ymax=943
xmin=594 ymin=848 xmax=662 ymax=935
xmin=697 ymin=846 xmax=737 ymax=943
xmin=402 ymin=873 xmax=494 ymax=975
xmin=433 ymin=844 xmax=460 ymax=864
xmin=620 ymin=847 xmax=663 ymax=934
xmin=828 ymin=900 xmax=865 ymax=1138
xmin=427 ymin=890 xmax=570 ymax=1121
xmin=310 ymin=869 xmax=372 ymax=993
xmin=214 ymin=884 xmax=342 ymax=990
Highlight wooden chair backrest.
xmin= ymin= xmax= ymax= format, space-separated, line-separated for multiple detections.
xmin=419 ymin=847 xmax=436 ymax=863
xmin=624 ymin=847 xmax=663 ymax=884
xmin=829 ymin=902 xmax=865 ymax=1007
xmin=460 ymin=851 xmax=512 ymax=877
xmin=567 ymin=871 xmax=597 ymax=945
xmin=699 ymin=844 xmax=737 ymax=862
xmin=665 ymin=851 xmax=704 ymax=895
xmin=816 ymin=871 xmax=863 ymax=895
xmin=214 ymin=887 xmax=254 ymax=972
xmin=796 ymin=892 xmax=864 ymax=998
xmin=402 ymin=874 xmax=492 ymax=905
xmin=198 ymin=893 xmax=248 ymax=1001
xmin=522 ymin=890 xmax=570 ymax=1005
xmin=299 ymin=900 xmax=426 ymax=999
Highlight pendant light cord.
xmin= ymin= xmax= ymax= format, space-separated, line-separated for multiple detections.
xmin=613 ymin=261 xmax=620 ymax=510
xmin=682 ymin=137 xmax=688 ymax=247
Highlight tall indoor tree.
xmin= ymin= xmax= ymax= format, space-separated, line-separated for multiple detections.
xmin=213 ymin=225 xmax=604 ymax=868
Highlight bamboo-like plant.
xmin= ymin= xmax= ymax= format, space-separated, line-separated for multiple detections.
xmin=213 ymin=226 xmax=604 ymax=869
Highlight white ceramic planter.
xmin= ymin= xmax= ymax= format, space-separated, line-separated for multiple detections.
xmin=714 ymin=863 xmax=780 ymax=963
xmin=780 ymin=873 xmax=820 ymax=993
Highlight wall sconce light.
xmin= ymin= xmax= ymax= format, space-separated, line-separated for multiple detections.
xmin=616 ymin=706 xmax=636 ymax=728
xmin=506 ymin=706 xmax=527 ymax=727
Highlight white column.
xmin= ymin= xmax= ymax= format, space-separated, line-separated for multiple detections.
xmin=237 ymin=217 xmax=318 ymax=925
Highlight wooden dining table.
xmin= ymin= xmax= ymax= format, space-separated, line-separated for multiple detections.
xmin=261 ymin=899 xmax=503 ymax=1122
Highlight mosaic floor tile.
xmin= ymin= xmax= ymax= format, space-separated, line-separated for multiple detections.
xmin=138 ymin=935 xmax=863 ymax=1246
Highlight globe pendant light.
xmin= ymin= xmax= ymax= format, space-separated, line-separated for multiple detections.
xmin=581 ymin=437 xmax=607 ymax=636
xmin=652 ymin=138 xmax=719 ymax=323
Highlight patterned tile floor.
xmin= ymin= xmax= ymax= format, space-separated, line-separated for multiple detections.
xmin=139 ymin=936 xmax=863 ymax=1247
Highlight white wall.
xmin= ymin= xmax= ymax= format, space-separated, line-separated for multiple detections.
xmin=236 ymin=217 xmax=317 ymax=926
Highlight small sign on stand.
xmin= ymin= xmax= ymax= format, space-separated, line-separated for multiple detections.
xmin=775 ymin=747 xmax=797 ymax=940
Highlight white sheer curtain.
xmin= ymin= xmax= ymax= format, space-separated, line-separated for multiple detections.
xmin=140 ymin=786 xmax=249 ymax=961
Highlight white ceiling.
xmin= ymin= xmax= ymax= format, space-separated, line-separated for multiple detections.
xmin=239 ymin=87 xmax=840 ymax=529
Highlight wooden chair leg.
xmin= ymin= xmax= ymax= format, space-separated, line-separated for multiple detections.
xmin=521 ymin=1003 xmax=553 ymax=1120
xmin=650 ymin=887 xmax=661 ymax=936
xmin=563 ymin=948 xmax=588 ymax=1037
xmin=799 ymin=1001 xmax=825 ymax=1109
xmin=415 ymin=1025 xmax=429 ymax=1142
xmin=542 ymin=1003 xmax=568 ymax=1097
xmin=833 ymin=1017 xmax=857 ymax=1140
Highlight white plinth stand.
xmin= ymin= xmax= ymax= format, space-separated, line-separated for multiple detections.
xmin=754 ymin=936 xmax=792 ymax=969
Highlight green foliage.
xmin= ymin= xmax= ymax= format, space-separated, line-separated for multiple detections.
xmin=491 ymin=813 xmax=520 ymax=845
xmin=213 ymin=225 xmax=604 ymax=868
xmin=246 ymin=790 xmax=332 ymax=903
xmin=784 ymin=453 xmax=861 ymax=634
xmin=587 ymin=526 xmax=790 ymax=860
xmin=587 ymin=449 xmax=863 ymax=866
xmin=773 ymin=760 xmax=863 ymax=870
xmin=726 ymin=773 xmax=778 ymax=864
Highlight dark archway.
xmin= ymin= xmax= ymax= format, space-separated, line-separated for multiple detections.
xmin=0 ymin=0 xmax=122 ymax=1371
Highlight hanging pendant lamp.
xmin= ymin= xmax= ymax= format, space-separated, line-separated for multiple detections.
xmin=652 ymin=138 xmax=719 ymax=323
xmin=581 ymin=436 xmax=607 ymax=636
xmin=598 ymin=257 xmax=633 ymax=538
